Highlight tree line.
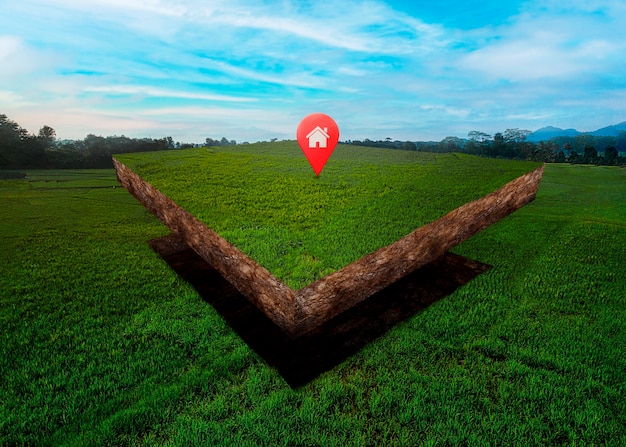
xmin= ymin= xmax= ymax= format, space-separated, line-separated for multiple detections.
xmin=2 ymin=114 xmax=624 ymax=170
xmin=346 ymin=128 xmax=625 ymax=166
xmin=0 ymin=114 xmax=237 ymax=169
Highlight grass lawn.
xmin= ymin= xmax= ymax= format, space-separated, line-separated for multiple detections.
xmin=114 ymin=143 xmax=540 ymax=289
xmin=0 ymin=154 xmax=625 ymax=446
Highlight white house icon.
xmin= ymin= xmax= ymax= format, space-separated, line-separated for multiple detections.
xmin=306 ymin=126 xmax=330 ymax=149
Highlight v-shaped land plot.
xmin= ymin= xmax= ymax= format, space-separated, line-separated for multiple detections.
xmin=113 ymin=155 xmax=544 ymax=338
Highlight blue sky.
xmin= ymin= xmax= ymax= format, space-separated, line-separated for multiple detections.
xmin=1 ymin=0 xmax=625 ymax=142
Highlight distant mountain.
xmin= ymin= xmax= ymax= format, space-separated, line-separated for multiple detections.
xmin=527 ymin=121 xmax=626 ymax=142
xmin=527 ymin=126 xmax=580 ymax=142
xmin=590 ymin=121 xmax=626 ymax=137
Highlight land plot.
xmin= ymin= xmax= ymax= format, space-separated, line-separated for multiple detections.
xmin=115 ymin=142 xmax=541 ymax=290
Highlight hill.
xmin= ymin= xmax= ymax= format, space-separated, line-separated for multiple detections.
xmin=591 ymin=121 xmax=626 ymax=137
xmin=527 ymin=126 xmax=580 ymax=142
xmin=528 ymin=120 xmax=626 ymax=142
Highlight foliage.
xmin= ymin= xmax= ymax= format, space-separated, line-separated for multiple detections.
xmin=342 ymin=137 xmax=418 ymax=151
xmin=0 ymin=114 xmax=232 ymax=169
xmin=0 ymin=161 xmax=624 ymax=446
xmin=0 ymin=114 xmax=48 ymax=168
xmin=116 ymin=143 xmax=540 ymax=289
xmin=205 ymin=137 xmax=237 ymax=147
xmin=62 ymin=134 xmax=178 ymax=168
xmin=2 ymin=113 xmax=624 ymax=171
xmin=394 ymin=129 xmax=626 ymax=165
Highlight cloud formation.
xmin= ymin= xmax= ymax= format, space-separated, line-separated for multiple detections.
xmin=1 ymin=0 xmax=625 ymax=142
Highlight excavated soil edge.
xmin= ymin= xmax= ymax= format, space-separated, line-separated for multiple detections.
xmin=114 ymin=157 xmax=543 ymax=338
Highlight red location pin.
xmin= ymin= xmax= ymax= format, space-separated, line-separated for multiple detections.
xmin=296 ymin=113 xmax=340 ymax=176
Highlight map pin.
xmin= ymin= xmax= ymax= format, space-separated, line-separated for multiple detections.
xmin=296 ymin=113 xmax=340 ymax=176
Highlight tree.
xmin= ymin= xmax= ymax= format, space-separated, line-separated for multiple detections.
xmin=0 ymin=114 xmax=40 ymax=167
xmin=401 ymin=141 xmax=417 ymax=151
xmin=616 ymin=131 xmax=626 ymax=154
xmin=36 ymin=125 xmax=57 ymax=162
xmin=503 ymin=128 xmax=531 ymax=143
xmin=574 ymin=134 xmax=594 ymax=154
xmin=468 ymin=130 xmax=491 ymax=143
xmin=0 ymin=114 xmax=201 ymax=168
xmin=492 ymin=132 xmax=506 ymax=157
xmin=583 ymin=145 xmax=598 ymax=164
xmin=536 ymin=141 xmax=558 ymax=162
xmin=38 ymin=125 xmax=56 ymax=143
xmin=83 ymin=134 xmax=112 ymax=168
xmin=568 ymin=150 xmax=580 ymax=164
xmin=501 ymin=128 xmax=532 ymax=159
xmin=439 ymin=136 xmax=464 ymax=153
xmin=467 ymin=131 xmax=491 ymax=156
xmin=563 ymin=142 xmax=573 ymax=155
xmin=604 ymin=146 xmax=618 ymax=165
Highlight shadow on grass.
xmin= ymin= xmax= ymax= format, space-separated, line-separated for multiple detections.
xmin=150 ymin=234 xmax=491 ymax=388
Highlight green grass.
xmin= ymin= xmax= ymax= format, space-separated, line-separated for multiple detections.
xmin=115 ymin=143 xmax=540 ymax=289
xmin=1 ymin=157 xmax=625 ymax=446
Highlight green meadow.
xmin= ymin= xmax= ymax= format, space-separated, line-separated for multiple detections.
xmin=115 ymin=143 xmax=540 ymax=289
xmin=1 ymin=147 xmax=625 ymax=446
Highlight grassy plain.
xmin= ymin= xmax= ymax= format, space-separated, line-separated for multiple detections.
xmin=0 ymin=152 xmax=625 ymax=446
xmin=115 ymin=143 xmax=540 ymax=289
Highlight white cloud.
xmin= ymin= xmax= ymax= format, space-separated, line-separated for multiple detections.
xmin=191 ymin=1 xmax=447 ymax=55
xmin=1 ymin=0 xmax=626 ymax=141
xmin=0 ymin=35 xmax=22 ymax=59
xmin=457 ymin=0 xmax=626 ymax=82
xmin=195 ymin=58 xmax=328 ymax=89
xmin=462 ymin=39 xmax=580 ymax=81
xmin=420 ymin=104 xmax=470 ymax=118
xmin=0 ymin=90 xmax=26 ymax=106
xmin=36 ymin=0 xmax=187 ymax=37
xmin=82 ymin=85 xmax=257 ymax=102
xmin=0 ymin=35 xmax=59 ymax=82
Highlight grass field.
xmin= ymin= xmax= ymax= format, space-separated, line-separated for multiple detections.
xmin=115 ymin=143 xmax=540 ymax=289
xmin=1 ymin=152 xmax=625 ymax=446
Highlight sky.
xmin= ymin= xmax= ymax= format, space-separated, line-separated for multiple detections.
xmin=1 ymin=0 xmax=626 ymax=143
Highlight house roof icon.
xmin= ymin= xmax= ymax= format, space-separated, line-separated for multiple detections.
xmin=306 ymin=126 xmax=330 ymax=149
